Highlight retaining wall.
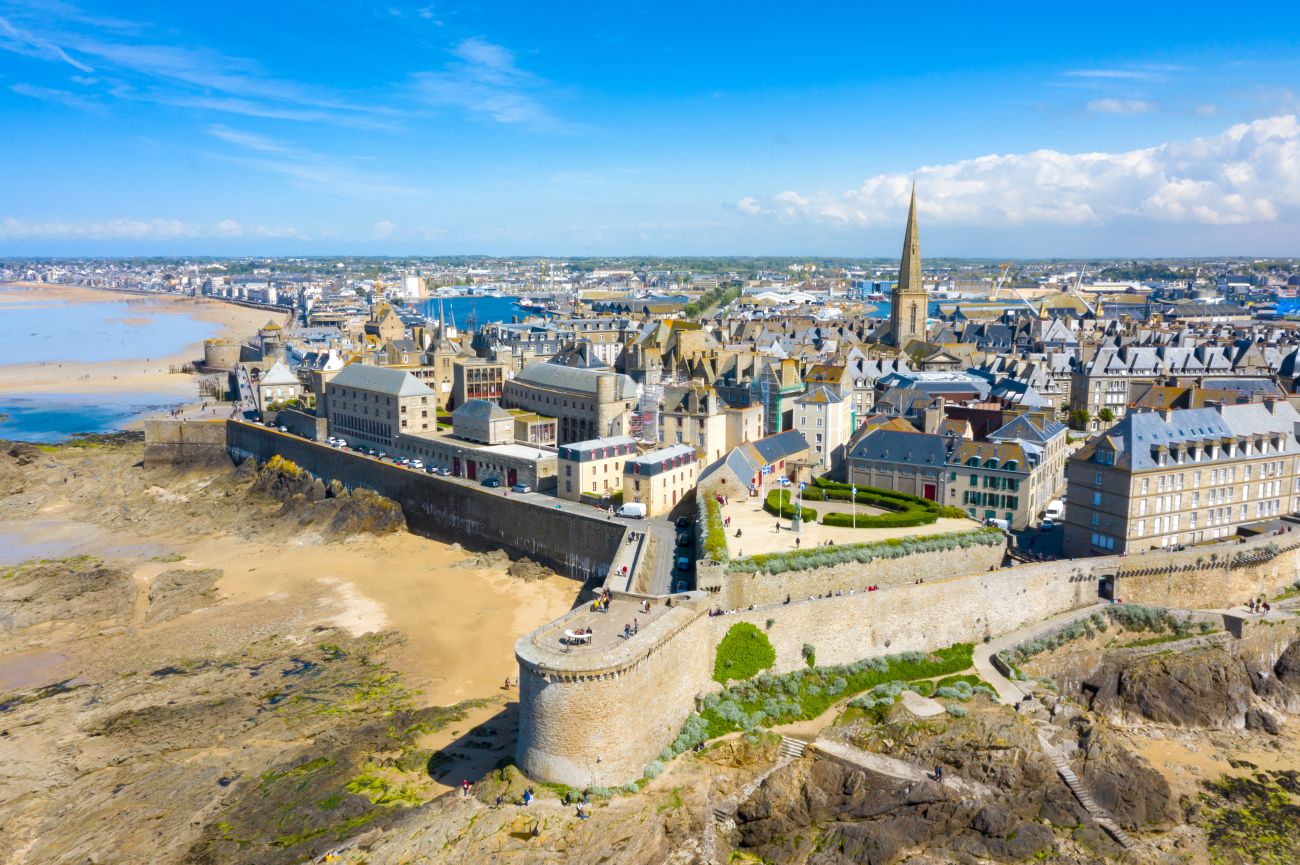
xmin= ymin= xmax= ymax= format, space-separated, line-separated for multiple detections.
xmin=697 ymin=542 xmax=1006 ymax=609
xmin=142 ymin=419 xmax=228 ymax=468
xmin=518 ymin=531 xmax=1300 ymax=786
xmin=225 ymin=420 xmax=624 ymax=581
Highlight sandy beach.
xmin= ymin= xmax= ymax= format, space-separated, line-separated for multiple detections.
xmin=0 ymin=281 xmax=282 ymax=397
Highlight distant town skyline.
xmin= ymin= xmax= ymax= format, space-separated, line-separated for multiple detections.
xmin=2 ymin=2 xmax=1300 ymax=257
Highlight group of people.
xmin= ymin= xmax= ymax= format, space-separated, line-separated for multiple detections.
xmin=591 ymin=589 xmax=612 ymax=613
xmin=1248 ymin=597 xmax=1273 ymax=614
xmin=621 ymin=619 xmax=641 ymax=639
xmin=566 ymin=627 xmax=593 ymax=644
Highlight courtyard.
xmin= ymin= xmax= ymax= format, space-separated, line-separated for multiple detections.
xmin=716 ymin=488 xmax=979 ymax=559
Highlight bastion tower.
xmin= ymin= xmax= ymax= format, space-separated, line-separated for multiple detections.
xmin=888 ymin=183 xmax=927 ymax=349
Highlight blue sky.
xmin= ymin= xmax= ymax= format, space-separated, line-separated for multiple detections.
xmin=2 ymin=1 xmax=1299 ymax=257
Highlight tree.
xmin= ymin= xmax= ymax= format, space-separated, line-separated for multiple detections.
xmin=1098 ymin=407 xmax=1115 ymax=423
xmin=1068 ymin=408 xmax=1091 ymax=430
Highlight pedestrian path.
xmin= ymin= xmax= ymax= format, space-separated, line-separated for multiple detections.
xmin=809 ymin=739 xmax=994 ymax=799
xmin=973 ymin=604 xmax=1107 ymax=704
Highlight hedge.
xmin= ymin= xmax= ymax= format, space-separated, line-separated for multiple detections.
xmin=727 ymin=526 xmax=1005 ymax=575
xmin=713 ymin=622 xmax=777 ymax=684
xmin=702 ymin=493 xmax=728 ymax=561
xmin=763 ymin=489 xmax=817 ymax=522
xmin=766 ymin=479 xmax=945 ymax=529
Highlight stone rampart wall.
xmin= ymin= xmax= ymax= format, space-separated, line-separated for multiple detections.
xmin=518 ymin=531 xmax=1300 ymax=786
xmin=516 ymin=600 xmax=715 ymax=786
xmin=225 ymin=420 xmax=623 ymax=581
xmin=142 ymin=419 xmax=229 ymax=468
xmin=697 ymin=542 xmax=1006 ymax=609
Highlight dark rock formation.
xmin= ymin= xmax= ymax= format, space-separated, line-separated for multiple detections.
xmin=1085 ymin=648 xmax=1252 ymax=729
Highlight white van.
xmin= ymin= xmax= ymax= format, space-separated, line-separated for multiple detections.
xmin=616 ymin=502 xmax=648 ymax=519
xmin=1043 ymin=499 xmax=1064 ymax=522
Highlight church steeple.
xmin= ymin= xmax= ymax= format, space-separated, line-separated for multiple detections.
xmin=898 ymin=183 xmax=921 ymax=295
xmin=888 ymin=182 xmax=927 ymax=349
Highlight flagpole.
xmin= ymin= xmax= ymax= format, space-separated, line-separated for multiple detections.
xmin=852 ymin=484 xmax=857 ymax=528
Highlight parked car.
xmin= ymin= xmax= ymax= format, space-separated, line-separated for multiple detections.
xmin=277 ymin=426 xmax=287 ymax=432
xmin=677 ymin=533 xmax=692 ymax=547
xmin=1041 ymin=518 xmax=1055 ymax=531
xmin=1043 ymin=499 xmax=1064 ymax=521
xmin=511 ymin=482 xmax=532 ymax=494
xmin=436 ymin=466 xmax=452 ymax=476
xmin=617 ymin=502 xmax=648 ymax=519
xmin=675 ymin=555 xmax=692 ymax=572
xmin=675 ymin=516 xmax=691 ymax=530
xmin=481 ymin=477 xmax=503 ymax=488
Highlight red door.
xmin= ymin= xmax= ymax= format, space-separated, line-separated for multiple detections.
xmin=507 ymin=468 xmax=518 ymax=486
xmin=923 ymin=483 xmax=937 ymax=501
xmin=453 ymin=457 xmax=461 ymax=476
xmin=467 ymin=460 xmax=477 ymax=480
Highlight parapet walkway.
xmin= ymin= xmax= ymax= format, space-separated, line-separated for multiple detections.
xmin=972 ymin=603 xmax=1108 ymax=705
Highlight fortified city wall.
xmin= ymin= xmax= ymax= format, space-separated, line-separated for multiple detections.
xmin=517 ymin=532 xmax=1300 ymax=786
xmin=142 ymin=420 xmax=625 ymax=581
xmin=225 ymin=420 xmax=624 ymax=580
xmin=696 ymin=542 xmax=1006 ymax=610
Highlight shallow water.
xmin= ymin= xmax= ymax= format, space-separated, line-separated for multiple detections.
xmin=0 ymin=292 xmax=213 ymax=366
xmin=0 ymin=391 xmax=180 ymax=443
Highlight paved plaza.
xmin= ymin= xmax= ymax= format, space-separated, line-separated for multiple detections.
xmin=717 ymin=491 xmax=977 ymax=558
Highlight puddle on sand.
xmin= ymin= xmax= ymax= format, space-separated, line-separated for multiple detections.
xmin=0 ymin=518 xmax=162 ymax=565
xmin=0 ymin=649 xmax=71 ymax=692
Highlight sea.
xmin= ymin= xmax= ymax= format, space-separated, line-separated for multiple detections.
xmin=0 ymin=286 xmax=217 ymax=442
xmin=0 ymin=289 xmax=535 ymax=443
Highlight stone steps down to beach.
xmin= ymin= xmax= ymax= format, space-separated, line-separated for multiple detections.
xmin=1036 ymin=727 xmax=1136 ymax=850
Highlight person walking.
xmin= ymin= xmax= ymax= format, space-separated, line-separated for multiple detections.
xmin=461 ymin=779 xmax=471 ymax=797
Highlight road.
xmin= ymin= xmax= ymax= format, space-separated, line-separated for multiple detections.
xmin=306 ymin=439 xmax=685 ymax=595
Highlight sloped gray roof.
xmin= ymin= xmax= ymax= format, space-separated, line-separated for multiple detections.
xmin=848 ymin=429 xmax=951 ymax=467
xmin=452 ymin=398 xmax=511 ymax=422
xmin=330 ymin=363 xmax=435 ymax=397
xmin=515 ymin=361 xmax=637 ymax=399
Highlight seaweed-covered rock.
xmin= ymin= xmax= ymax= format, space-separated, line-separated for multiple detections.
xmin=1085 ymin=648 xmax=1251 ymax=729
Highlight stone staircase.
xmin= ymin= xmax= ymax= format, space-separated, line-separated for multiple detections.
xmin=778 ymin=735 xmax=808 ymax=760
xmin=709 ymin=738 xmax=808 ymax=826
xmin=1036 ymin=729 xmax=1136 ymax=851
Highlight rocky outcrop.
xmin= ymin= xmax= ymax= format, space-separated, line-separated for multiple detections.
xmin=0 ymin=557 xmax=136 ymax=635
xmin=1084 ymin=647 xmax=1252 ymax=729
xmin=250 ymin=456 xmax=406 ymax=539
xmin=1071 ymin=717 xmax=1177 ymax=830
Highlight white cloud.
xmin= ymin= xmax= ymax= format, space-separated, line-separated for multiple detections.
xmin=1196 ymin=103 xmax=1220 ymax=116
xmin=214 ymin=218 xmax=244 ymax=237
xmin=0 ymin=13 xmax=93 ymax=72
xmin=0 ymin=217 xmax=198 ymax=239
xmin=9 ymin=82 xmax=99 ymax=111
xmin=738 ymin=115 xmax=1300 ymax=229
xmin=1087 ymin=98 xmax=1157 ymax=114
xmin=206 ymin=126 xmax=420 ymax=198
xmin=412 ymin=37 xmax=569 ymax=131
xmin=372 ymin=220 xmax=396 ymax=239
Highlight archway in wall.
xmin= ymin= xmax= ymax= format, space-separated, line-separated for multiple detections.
xmin=1098 ymin=574 xmax=1115 ymax=601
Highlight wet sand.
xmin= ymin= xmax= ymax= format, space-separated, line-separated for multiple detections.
xmin=0 ymin=282 xmax=282 ymax=397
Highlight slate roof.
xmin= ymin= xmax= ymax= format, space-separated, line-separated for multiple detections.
xmin=259 ymin=360 xmax=298 ymax=386
xmin=795 ymin=385 xmax=844 ymax=405
xmin=1078 ymin=402 xmax=1300 ymax=471
xmin=515 ymin=361 xmax=638 ymax=399
xmin=330 ymin=363 xmax=434 ymax=397
xmin=452 ymin=398 xmax=511 ymax=422
xmin=847 ymin=428 xmax=952 ymax=468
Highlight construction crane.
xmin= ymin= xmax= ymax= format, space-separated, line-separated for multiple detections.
xmin=989 ymin=262 xmax=1039 ymax=317
xmin=1065 ymin=264 xmax=1098 ymax=317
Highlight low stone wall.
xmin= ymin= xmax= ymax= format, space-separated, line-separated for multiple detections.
xmin=225 ymin=420 xmax=624 ymax=581
xmin=142 ymin=419 xmax=228 ymax=468
xmin=697 ymin=542 xmax=1006 ymax=609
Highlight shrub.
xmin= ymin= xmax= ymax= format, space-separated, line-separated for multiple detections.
xmin=802 ymin=643 xmax=816 ymax=668
xmin=727 ymin=527 xmax=1003 ymax=575
xmin=713 ymin=622 xmax=777 ymax=684
xmin=684 ymin=642 xmax=975 ymax=740
xmin=702 ymin=493 xmax=728 ymax=562
xmin=587 ymin=786 xmax=614 ymax=799
xmin=622 ymin=782 xmax=639 ymax=794
xmin=644 ymin=760 xmax=665 ymax=780
xmin=946 ymin=704 xmax=969 ymax=718
xmin=763 ymin=489 xmax=817 ymax=522
xmin=765 ymin=618 xmax=775 ymax=630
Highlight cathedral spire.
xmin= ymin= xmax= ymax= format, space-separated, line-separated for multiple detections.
xmin=898 ymin=182 xmax=921 ymax=294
